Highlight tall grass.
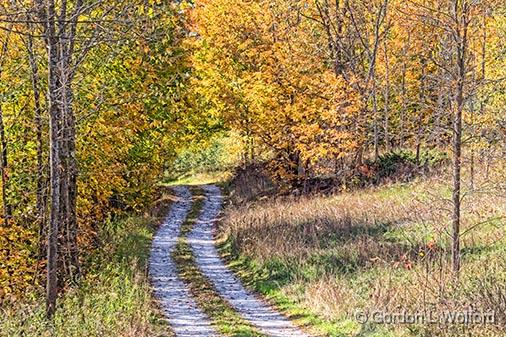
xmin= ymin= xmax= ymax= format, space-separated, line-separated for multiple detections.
xmin=219 ymin=162 xmax=506 ymax=336
xmin=0 ymin=216 xmax=170 ymax=337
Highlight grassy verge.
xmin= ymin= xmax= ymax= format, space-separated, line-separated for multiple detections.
xmin=0 ymin=214 xmax=171 ymax=337
xmin=217 ymin=168 xmax=506 ymax=337
xmin=219 ymin=239 xmax=353 ymax=337
xmin=165 ymin=171 xmax=232 ymax=186
xmin=172 ymin=188 xmax=263 ymax=337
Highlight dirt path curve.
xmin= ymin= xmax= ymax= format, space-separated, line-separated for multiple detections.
xmin=189 ymin=185 xmax=310 ymax=337
xmin=149 ymin=186 xmax=217 ymax=337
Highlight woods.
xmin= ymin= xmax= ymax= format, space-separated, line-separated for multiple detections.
xmin=0 ymin=0 xmax=189 ymax=313
xmin=191 ymin=0 xmax=503 ymax=180
xmin=0 ymin=0 xmax=505 ymax=336
xmin=190 ymin=0 xmax=504 ymax=277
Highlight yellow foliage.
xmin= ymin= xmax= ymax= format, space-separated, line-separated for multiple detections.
xmin=191 ymin=0 xmax=364 ymax=181
xmin=0 ymin=224 xmax=38 ymax=302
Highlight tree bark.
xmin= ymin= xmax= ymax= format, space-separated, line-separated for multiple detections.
xmin=26 ymin=32 xmax=48 ymax=259
xmin=43 ymin=0 xmax=63 ymax=318
xmin=451 ymin=0 xmax=470 ymax=279
xmin=383 ymin=40 xmax=390 ymax=153
xmin=399 ymin=34 xmax=410 ymax=149
xmin=0 ymin=105 xmax=10 ymax=226
xmin=415 ymin=57 xmax=427 ymax=165
xmin=372 ymin=80 xmax=380 ymax=162
xmin=62 ymin=86 xmax=80 ymax=282
xmin=0 ymin=34 xmax=12 ymax=226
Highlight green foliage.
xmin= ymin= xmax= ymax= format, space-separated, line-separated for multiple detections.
xmin=370 ymin=149 xmax=449 ymax=181
xmin=169 ymin=133 xmax=243 ymax=180
xmin=0 ymin=1 xmax=192 ymax=298
xmin=378 ymin=148 xmax=447 ymax=169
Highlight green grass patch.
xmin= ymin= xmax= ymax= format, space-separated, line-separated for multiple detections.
xmin=0 ymin=215 xmax=171 ymax=337
xmin=219 ymin=239 xmax=345 ymax=336
xmin=219 ymin=238 xmax=415 ymax=337
xmin=217 ymin=173 xmax=506 ymax=337
xmin=165 ymin=171 xmax=232 ymax=186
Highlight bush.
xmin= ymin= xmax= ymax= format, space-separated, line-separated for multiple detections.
xmin=369 ymin=149 xmax=448 ymax=183
xmin=0 ymin=215 xmax=167 ymax=337
xmin=0 ymin=224 xmax=39 ymax=302
xmin=169 ymin=133 xmax=243 ymax=180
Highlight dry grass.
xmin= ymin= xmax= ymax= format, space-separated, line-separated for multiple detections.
xmin=220 ymin=160 xmax=506 ymax=336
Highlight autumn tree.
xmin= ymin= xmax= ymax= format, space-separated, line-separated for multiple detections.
xmin=0 ymin=0 xmax=190 ymax=316
xmin=190 ymin=0 xmax=363 ymax=186
xmin=405 ymin=0 xmax=498 ymax=278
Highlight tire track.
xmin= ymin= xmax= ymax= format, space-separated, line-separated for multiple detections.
xmin=149 ymin=186 xmax=217 ymax=337
xmin=188 ymin=185 xmax=310 ymax=337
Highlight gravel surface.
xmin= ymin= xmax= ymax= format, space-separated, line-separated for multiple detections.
xmin=149 ymin=186 xmax=217 ymax=337
xmin=189 ymin=185 xmax=310 ymax=337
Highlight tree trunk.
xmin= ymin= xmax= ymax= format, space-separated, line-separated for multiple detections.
xmin=372 ymin=81 xmax=380 ymax=162
xmin=0 ymin=105 xmax=10 ymax=226
xmin=62 ymin=86 xmax=80 ymax=282
xmin=469 ymin=97 xmax=475 ymax=190
xmin=383 ymin=40 xmax=390 ymax=153
xmin=415 ymin=57 xmax=427 ymax=165
xmin=0 ymin=35 xmax=11 ymax=226
xmin=399 ymin=35 xmax=410 ymax=149
xmin=44 ymin=0 xmax=62 ymax=318
xmin=27 ymin=33 xmax=48 ymax=259
xmin=451 ymin=98 xmax=463 ymax=279
xmin=451 ymin=1 xmax=469 ymax=279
